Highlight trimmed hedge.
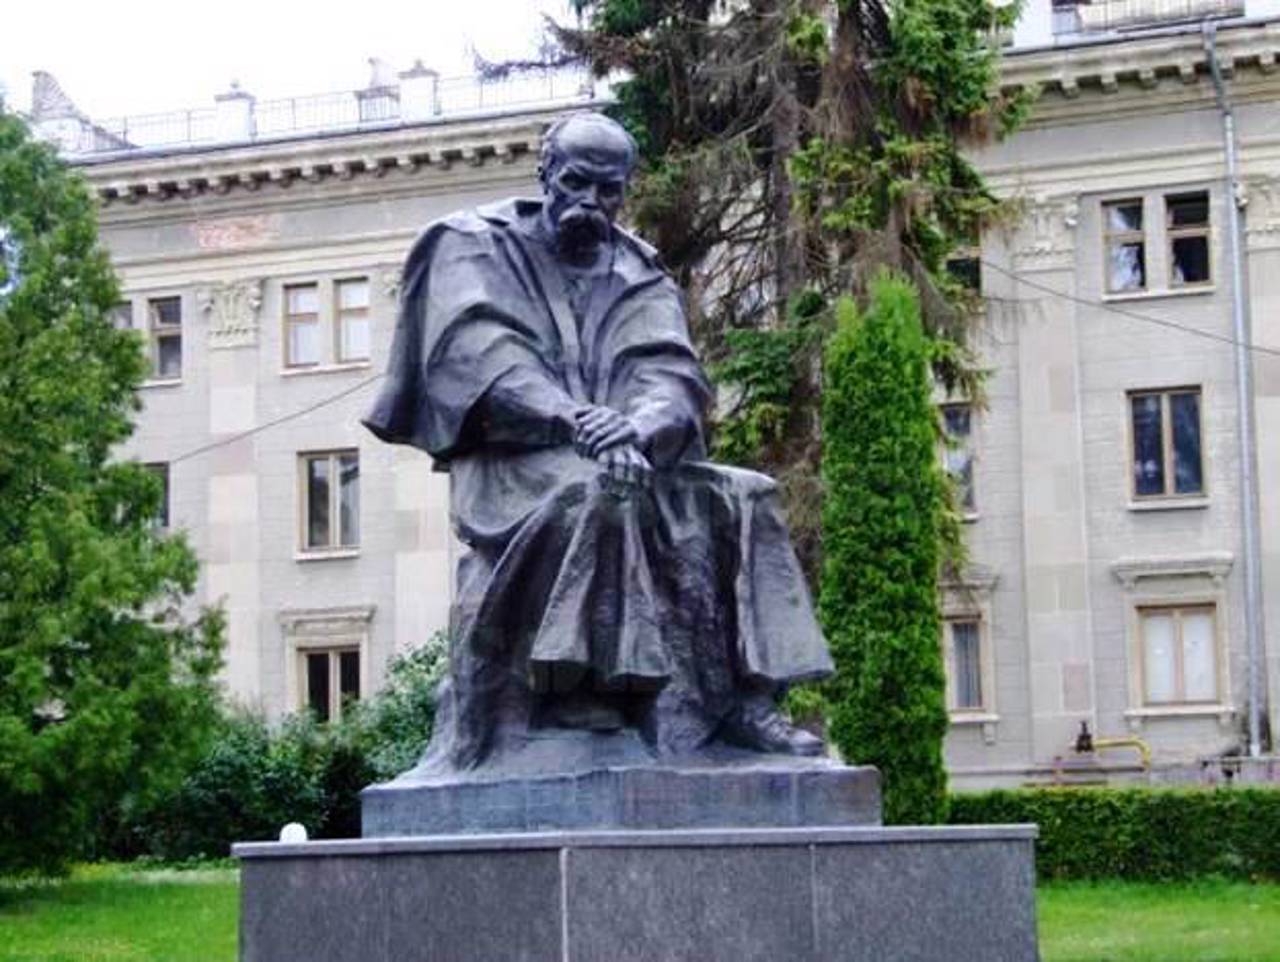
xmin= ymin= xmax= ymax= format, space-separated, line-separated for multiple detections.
xmin=950 ymin=788 xmax=1280 ymax=881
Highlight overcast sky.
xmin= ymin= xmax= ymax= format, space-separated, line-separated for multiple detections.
xmin=1 ymin=1 xmax=574 ymax=119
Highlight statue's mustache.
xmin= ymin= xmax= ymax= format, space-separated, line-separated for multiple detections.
xmin=557 ymin=205 xmax=610 ymax=243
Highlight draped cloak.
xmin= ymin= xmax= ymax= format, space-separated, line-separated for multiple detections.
xmin=364 ymin=198 xmax=832 ymax=770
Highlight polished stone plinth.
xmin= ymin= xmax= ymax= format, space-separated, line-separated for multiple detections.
xmin=362 ymin=759 xmax=881 ymax=836
xmin=235 ymin=824 xmax=1039 ymax=962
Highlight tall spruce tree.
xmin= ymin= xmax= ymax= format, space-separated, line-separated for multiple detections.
xmin=820 ymin=275 xmax=949 ymax=823
xmin=519 ymin=0 xmax=1024 ymax=816
xmin=0 ymin=114 xmax=223 ymax=874
xmin=546 ymin=2 xmax=1027 ymax=567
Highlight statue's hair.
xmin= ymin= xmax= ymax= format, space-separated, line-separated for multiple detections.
xmin=539 ymin=112 xmax=639 ymax=181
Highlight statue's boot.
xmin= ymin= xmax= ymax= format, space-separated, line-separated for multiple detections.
xmin=549 ymin=689 xmax=626 ymax=732
xmin=721 ymin=687 xmax=825 ymax=756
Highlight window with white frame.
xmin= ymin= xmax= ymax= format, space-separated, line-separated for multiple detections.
xmin=944 ymin=617 xmax=985 ymax=712
xmin=1104 ymin=199 xmax=1146 ymax=293
xmin=336 ymin=278 xmax=371 ymax=363
xmin=147 ymin=296 xmax=182 ymax=380
xmin=1138 ymin=604 xmax=1218 ymax=705
xmin=284 ymin=283 xmax=321 ymax=368
xmin=1167 ymin=192 xmax=1211 ymax=288
xmin=302 ymin=645 xmax=361 ymax=722
xmin=941 ymin=569 xmax=999 ymax=741
xmin=283 ymin=277 xmax=372 ymax=369
xmin=299 ymin=450 xmax=360 ymax=552
xmin=279 ymin=606 xmax=374 ymax=725
xmin=1129 ymin=387 xmax=1203 ymax=499
xmin=941 ymin=403 xmax=976 ymax=514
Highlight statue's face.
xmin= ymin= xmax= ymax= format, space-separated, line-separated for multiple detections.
xmin=541 ymin=120 xmax=632 ymax=255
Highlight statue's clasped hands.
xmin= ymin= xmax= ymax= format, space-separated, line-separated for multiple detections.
xmin=573 ymin=406 xmax=652 ymax=496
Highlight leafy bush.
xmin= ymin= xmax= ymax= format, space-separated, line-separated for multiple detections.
xmin=123 ymin=713 xmax=330 ymax=860
xmin=314 ymin=638 xmax=447 ymax=839
xmin=346 ymin=639 xmax=446 ymax=780
xmin=819 ymin=275 xmax=950 ymax=825
xmin=950 ymin=787 xmax=1280 ymax=881
xmin=115 ymin=635 xmax=447 ymax=860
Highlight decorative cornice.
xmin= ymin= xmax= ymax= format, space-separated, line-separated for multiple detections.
xmin=1110 ymin=551 xmax=1234 ymax=588
xmin=941 ymin=563 xmax=1001 ymax=594
xmin=1001 ymin=19 xmax=1280 ymax=115
xmin=278 ymin=605 xmax=377 ymax=637
xmin=73 ymin=109 xmax=562 ymax=207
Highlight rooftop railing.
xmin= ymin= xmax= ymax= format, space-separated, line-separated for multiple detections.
xmin=97 ymin=108 xmax=218 ymax=149
xmin=1052 ymin=0 xmax=1246 ymax=34
xmin=83 ymin=69 xmax=596 ymax=156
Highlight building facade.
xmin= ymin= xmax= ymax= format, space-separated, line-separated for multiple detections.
xmin=30 ymin=4 xmax=1280 ymax=784
xmin=954 ymin=0 xmax=1280 ymax=783
xmin=36 ymin=68 xmax=593 ymax=722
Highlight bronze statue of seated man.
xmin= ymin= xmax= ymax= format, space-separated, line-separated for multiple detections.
xmin=364 ymin=112 xmax=833 ymax=773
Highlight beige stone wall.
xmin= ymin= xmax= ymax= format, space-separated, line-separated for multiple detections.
xmin=84 ymin=24 xmax=1280 ymax=783
xmin=90 ymin=114 xmax=553 ymax=716
xmin=954 ymin=21 xmax=1280 ymax=784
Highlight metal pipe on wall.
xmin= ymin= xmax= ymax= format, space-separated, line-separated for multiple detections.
xmin=1204 ymin=21 xmax=1265 ymax=759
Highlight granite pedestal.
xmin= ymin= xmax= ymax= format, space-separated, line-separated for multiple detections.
xmin=235 ymin=824 xmax=1039 ymax=962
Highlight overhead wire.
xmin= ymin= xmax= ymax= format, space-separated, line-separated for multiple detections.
xmin=160 ymin=259 xmax=1280 ymax=465
xmin=167 ymin=371 xmax=385 ymax=465
xmin=980 ymin=258 xmax=1280 ymax=359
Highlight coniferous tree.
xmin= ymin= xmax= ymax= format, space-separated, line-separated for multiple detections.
xmin=492 ymin=0 xmax=1027 ymax=817
xmin=537 ymin=0 xmax=1026 ymax=567
xmin=0 ymin=114 xmax=223 ymax=874
xmin=820 ymin=274 xmax=949 ymax=823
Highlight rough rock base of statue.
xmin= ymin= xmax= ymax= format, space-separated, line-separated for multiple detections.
xmin=235 ymin=734 xmax=1039 ymax=961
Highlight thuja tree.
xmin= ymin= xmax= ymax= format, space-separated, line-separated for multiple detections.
xmin=820 ymin=274 xmax=950 ymax=824
xmin=544 ymin=0 xmax=1028 ymax=568
xmin=0 ymin=114 xmax=223 ymax=874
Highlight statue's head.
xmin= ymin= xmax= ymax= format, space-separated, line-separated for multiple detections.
xmin=538 ymin=112 xmax=638 ymax=257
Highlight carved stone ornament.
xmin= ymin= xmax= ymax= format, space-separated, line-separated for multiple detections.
xmin=1245 ymin=176 xmax=1280 ymax=242
xmin=1011 ymin=194 xmax=1079 ymax=271
xmin=379 ymin=265 xmax=403 ymax=304
xmin=199 ymin=278 xmax=264 ymax=349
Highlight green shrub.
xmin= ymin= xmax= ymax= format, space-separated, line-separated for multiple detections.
xmin=122 ymin=712 xmax=329 ymax=860
xmin=950 ymin=787 xmax=1280 ymax=881
xmin=345 ymin=638 xmax=446 ymax=781
xmin=819 ymin=275 xmax=950 ymax=825
xmin=114 ymin=635 xmax=447 ymax=860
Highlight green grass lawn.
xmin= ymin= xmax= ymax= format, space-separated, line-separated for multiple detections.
xmin=1038 ymin=880 xmax=1280 ymax=962
xmin=0 ymin=864 xmax=238 ymax=962
xmin=1 ymin=866 xmax=1278 ymax=961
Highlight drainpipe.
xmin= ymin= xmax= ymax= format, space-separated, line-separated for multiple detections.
xmin=1205 ymin=22 xmax=1264 ymax=759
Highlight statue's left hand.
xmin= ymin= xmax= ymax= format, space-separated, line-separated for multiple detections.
xmin=597 ymin=443 xmax=653 ymax=496
xmin=574 ymin=405 xmax=639 ymax=458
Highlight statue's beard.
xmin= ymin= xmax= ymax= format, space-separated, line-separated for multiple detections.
xmin=556 ymin=206 xmax=611 ymax=254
